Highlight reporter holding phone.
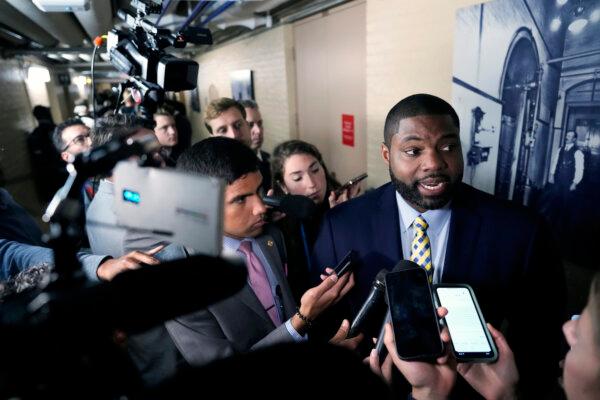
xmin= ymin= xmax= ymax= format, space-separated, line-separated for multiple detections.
xmin=270 ymin=140 xmax=363 ymax=301
xmin=371 ymin=272 xmax=600 ymax=400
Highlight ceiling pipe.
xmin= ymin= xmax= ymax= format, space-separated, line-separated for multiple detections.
xmin=280 ymin=0 xmax=350 ymax=23
xmin=6 ymin=0 xmax=87 ymax=46
xmin=0 ymin=26 xmax=29 ymax=46
xmin=0 ymin=2 xmax=57 ymax=47
xmin=179 ymin=0 xmax=211 ymax=31
xmin=156 ymin=0 xmax=176 ymax=25
xmin=200 ymin=1 xmax=237 ymax=27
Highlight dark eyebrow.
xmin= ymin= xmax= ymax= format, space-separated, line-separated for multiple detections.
xmin=289 ymin=161 xmax=318 ymax=175
xmin=398 ymin=135 xmax=423 ymax=143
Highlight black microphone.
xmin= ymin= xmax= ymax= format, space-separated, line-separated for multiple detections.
xmin=347 ymin=269 xmax=389 ymax=338
xmin=0 ymin=253 xmax=247 ymax=335
xmin=262 ymin=194 xmax=317 ymax=220
xmin=72 ymin=132 xmax=160 ymax=179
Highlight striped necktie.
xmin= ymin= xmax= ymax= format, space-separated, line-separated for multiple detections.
xmin=410 ymin=216 xmax=434 ymax=282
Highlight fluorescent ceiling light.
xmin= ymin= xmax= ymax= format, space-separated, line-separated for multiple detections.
xmin=28 ymin=66 xmax=50 ymax=83
xmin=550 ymin=17 xmax=562 ymax=31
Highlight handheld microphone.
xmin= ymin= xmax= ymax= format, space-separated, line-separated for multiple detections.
xmin=262 ymin=194 xmax=317 ymax=220
xmin=375 ymin=309 xmax=391 ymax=357
xmin=347 ymin=269 xmax=388 ymax=338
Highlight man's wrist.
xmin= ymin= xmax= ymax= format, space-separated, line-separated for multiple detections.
xmin=411 ymin=386 xmax=448 ymax=400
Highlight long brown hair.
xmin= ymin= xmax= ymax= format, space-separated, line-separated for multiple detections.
xmin=271 ymin=140 xmax=340 ymax=197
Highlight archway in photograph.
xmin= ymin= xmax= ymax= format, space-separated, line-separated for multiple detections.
xmin=495 ymin=29 xmax=540 ymax=203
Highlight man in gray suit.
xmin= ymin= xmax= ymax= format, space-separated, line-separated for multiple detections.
xmin=160 ymin=137 xmax=355 ymax=368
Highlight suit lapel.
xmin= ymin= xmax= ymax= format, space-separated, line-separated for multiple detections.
xmin=373 ymin=183 xmax=403 ymax=263
xmin=255 ymin=234 xmax=296 ymax=319
xmin=234 ymin=233 xmax=295 ymax=325
xmin=443 ymin=184 xmax=481 ymax=282
xmin=235 ymin=284 xmax=274 ymax=326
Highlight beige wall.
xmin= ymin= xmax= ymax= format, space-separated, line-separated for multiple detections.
xmin=294 ymin=1 xmax=366 ymax=184
xmin=366 ymin=0 xmax=490 ymax=187
xmin=192 ymin=25 xmax=297 ymax=153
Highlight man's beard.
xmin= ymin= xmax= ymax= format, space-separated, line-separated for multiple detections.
xmin=389 ymin=166 xmax=460 ymax=210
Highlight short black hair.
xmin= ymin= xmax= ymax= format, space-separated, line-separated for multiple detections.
xmin=383 ymin=94 xmax=460 ymax=146
xmin=240 ymin=99 xmax=259 ymax=110
xmin=32 ymin=105 xmax=52 ymax=121
xmin=52 ymin=118 xmax=87 ymax=151
xmin=176 ymin=137 xmax=259 ymax=184
xmin=91 ymin=114 xmax=146 ymax=147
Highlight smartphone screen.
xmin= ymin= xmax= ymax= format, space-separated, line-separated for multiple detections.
xmin=435 ymin=285 xmax=497 ymax=362
xmin=385 ymin=268 xmax=443 ymax=360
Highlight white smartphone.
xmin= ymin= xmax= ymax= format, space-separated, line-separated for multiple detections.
xmin=434 ymin=284 xmax=498 ymax=363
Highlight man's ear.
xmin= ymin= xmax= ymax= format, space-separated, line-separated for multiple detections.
xmin=61 ymin=151 xmax=71 ymax=163
xmin=381 ymin=142 xmax=390 ymax=166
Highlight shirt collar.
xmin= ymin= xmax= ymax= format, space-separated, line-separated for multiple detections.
xmin=395 ymin=191 xmax=452 ymax=235
xmin=223 ymin=235 xmax=257 ymax=252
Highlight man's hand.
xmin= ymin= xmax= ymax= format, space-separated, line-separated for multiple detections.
xmin=96 ymin=245 xmax=165 ymax=281
xmin=265 ymin=188 xmax=286 ymax=222
xmin=291 ymin=268 xmax=354 ymax=333
xmin=457 ymin=323 xmax=519 ymax=400
xmin=328 ymin=183 xmax=362 ymax=208
xmin=369 ymin=307 xmax=456 ymax=399
xmin=329 ymin=319 xmax=364 ymax=351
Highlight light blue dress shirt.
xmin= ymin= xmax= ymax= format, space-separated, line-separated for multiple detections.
xmin=395 ymin=192 xmax=452 ymax=283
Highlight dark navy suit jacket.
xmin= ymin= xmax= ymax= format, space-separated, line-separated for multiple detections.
xmin=312 ymin=182 xmax=566 ymax=392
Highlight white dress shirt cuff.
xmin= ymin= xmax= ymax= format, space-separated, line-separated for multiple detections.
xmin=285 ymin=319 xmax=308 ymax=342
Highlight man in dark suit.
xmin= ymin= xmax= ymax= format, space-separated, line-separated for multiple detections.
xmin=159 ymin=137 xmax=355 ymax=368
xmin=312 ymin=94 xmax=566 ymax=396
xmin=241 ymin=99 xmax=272 ymax=192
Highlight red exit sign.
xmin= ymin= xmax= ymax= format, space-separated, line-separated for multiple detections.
xmin=342 ymin=114 xmax=354 ymax=147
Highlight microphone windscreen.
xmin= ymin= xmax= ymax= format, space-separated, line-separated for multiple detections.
xmin=279 ymin=194 xmax=317 ymax=219
xmin=108 ymin=254 xmax=247 ymax=332
xmin=392 ymin=259 xmax=420 ymax=272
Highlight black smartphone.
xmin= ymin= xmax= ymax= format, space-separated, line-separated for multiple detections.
xmin=434 ymin=284 xmax=498 ymax=363
xmin=334 ymin=173 xmax=367 ymax=195
xmin=330 ymin=250 xmax=355 ymax=278
xmin=385 ymin=268 xmax=443 ymax=360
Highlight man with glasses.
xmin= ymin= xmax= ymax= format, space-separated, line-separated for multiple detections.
xmin=52 ymin=118 xmax=92 ymax=162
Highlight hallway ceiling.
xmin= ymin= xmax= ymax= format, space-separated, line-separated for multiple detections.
xmin=0 ymin=0 xmax=349 ymax=73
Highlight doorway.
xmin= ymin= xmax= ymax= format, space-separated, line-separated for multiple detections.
xmin=495 ymin=30 xmax=540 ymax=204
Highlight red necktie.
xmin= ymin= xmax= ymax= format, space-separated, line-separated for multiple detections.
xmin=238 ymin=240 xmax=281 ymax=326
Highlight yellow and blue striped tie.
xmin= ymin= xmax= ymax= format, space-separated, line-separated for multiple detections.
xmin=410 ymin=216 xmax=434 ymax=282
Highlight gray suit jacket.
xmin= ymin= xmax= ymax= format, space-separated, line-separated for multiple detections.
xmin=160 ymin=227 xmax=299 ymax=367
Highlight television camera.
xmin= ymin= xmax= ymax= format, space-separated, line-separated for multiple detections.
xmin=107 ymin=0 xmax=212 ymax=120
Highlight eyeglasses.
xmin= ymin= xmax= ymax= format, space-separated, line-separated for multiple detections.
xmin=62 ymin=133 xmax=90 ymax=151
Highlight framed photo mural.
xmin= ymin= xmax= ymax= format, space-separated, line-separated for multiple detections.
xmin=230 ymin=69 xmax=254 ymax=101
xmin=452 ymin=0 xmax=600 ymax=269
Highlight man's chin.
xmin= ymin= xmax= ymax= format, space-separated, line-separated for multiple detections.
xmin=417 ymin=195 xmax=451 ymax=210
